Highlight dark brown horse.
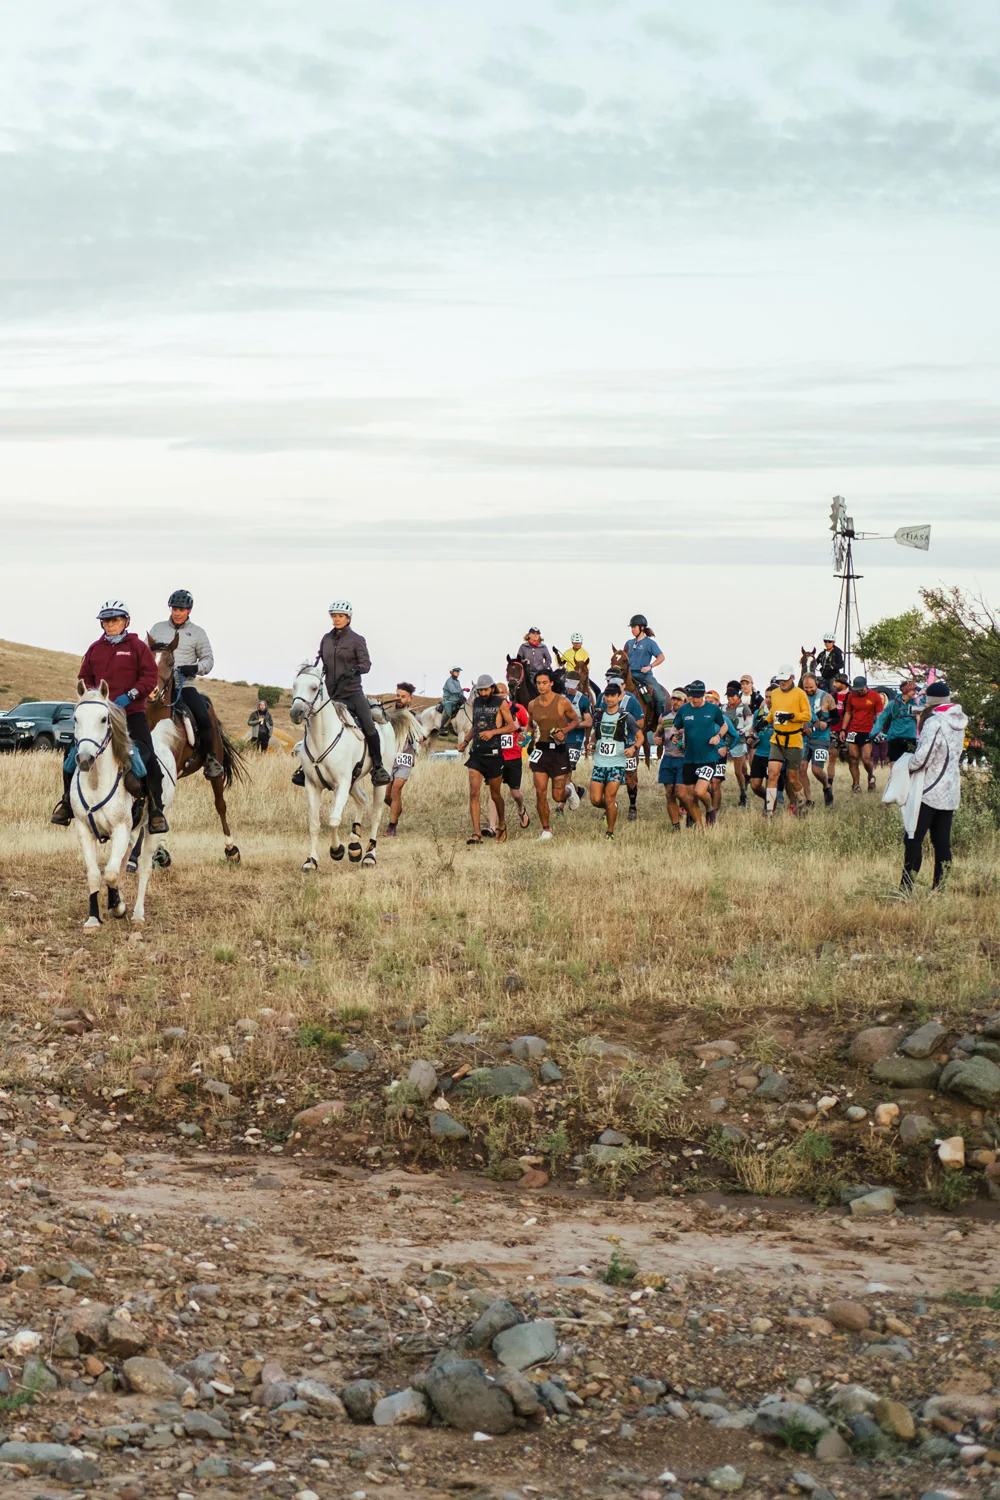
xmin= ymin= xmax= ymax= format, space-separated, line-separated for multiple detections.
xmin=506 ymin=655 xmax=567 ymax=711
xmin=609 ymin=644 xmax=658 ymax=767
xmin=139 ymin=633 xmax=248 ymax=863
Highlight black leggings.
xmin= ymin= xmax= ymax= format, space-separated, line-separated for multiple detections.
xmin=335 ymin=691 xmax=385 ymax=763
xmin=180 ymin=684 xmax=213 ymax=740
xmin=902 ymin=804 xmax=953 ymax=890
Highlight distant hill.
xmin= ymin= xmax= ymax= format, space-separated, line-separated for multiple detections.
xmin=0 ymin=640 xmax=433 ymax=736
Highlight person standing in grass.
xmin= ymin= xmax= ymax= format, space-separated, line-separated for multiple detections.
xmin=799 ymin=672 xmax=835 ymax=808
xmin=384 ymin=683 xmax=419 ymax=838
xmin=655 ymin=688 xmax=687 ymax=831
xmin=674 ymin=679 xmax=728 ymax=828
xmin=248 ymin=700 xmax=273 ymax=754
xmin=458 ymin=675 xmax=516 ymax=845
xmin=589 ymin=681 xmax=642 ymax=841
xmin=899 ymin=680 xmax=966 ymax=893
xmin=527 ymin=668 xmax=582 ymax=841
xmin=486 ymin=682 xmax=531 ymax=836
xmin=873 ymin=679 xmax=920 ymax=762
xmin=724 ymin=680 xmax=753 ymax=808
xmin=765 ymin=664 xmax=811 ymax=818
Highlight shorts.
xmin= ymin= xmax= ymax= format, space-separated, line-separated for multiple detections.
xmin=768 ymin=742 xmax=803 ymax=768
xmin=843 ymin=730 xmax=870 ymax=749
xmin=501 ymin=757 xmax=523 ymax=790
xmin=466 ymin=751 xmax=503 ymax=780
xmin=657 ymin=759 xmax=684 ymax=786
xmin=731 ymin=741 xmax=748 ymax=759
xmin=391 ymin=751 xmax=416 ymax=782
xmin=682 ymin=762 xmax=718 ymax=786
xmin=750 ymin=754 xmax=770 ymax=780
xmin=888 ymin=738 xmax=917 ymax=762
xmin=805 ymin=739 xmax=830 ymax=765
xmin=529 ymin=743 xmax=571 ymax=779
xmin=591 ymin=765 xmax=627 ymax=786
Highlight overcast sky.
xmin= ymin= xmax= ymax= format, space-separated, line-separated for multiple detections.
xmin=3 ymin=0 xmax=999 ymax=695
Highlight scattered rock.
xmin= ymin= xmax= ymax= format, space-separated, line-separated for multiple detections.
xmin=825 ymin=1299 xmax=871 ymax=1331
xmin=122 ymin=1356 xmax=194 ymax=1400
xmin=510 ymin=1035 xmax=548 ymax=1060
xmin=845 ymin=1105 xmax=867 ymax=1122
xmin=539 ymin=1060 xmax=563 ymax=1083
xmin=0 ymin=1441 xmax=85 ymax=1473
xmin=340 ymin=1379 xmax=385 ymax=1423
xmin=901 ymin=1021 xmax=947 ymax=1057
xmin=939 ymin=1055 xmax=1000 ymax=1107
xmin=753 ymin=1072 xmax=791 ymax=1101
xmin=872 ymin=1058 xmax=941 ymax=1088
xmin=406 ymin=1060 xmax=438 ymax=1100
xmin=496 ymin=1368 xmax=541 ymax=1416
xmin=849 ymin=1026 xmax=902 ymax=1064
xmin=937 ymin=1136 xmax=965 ymax=1169
xmin=466 ymin=1299 xmax=523 ymax=1349
xmin=898 ymin=1114 xmax=935 ymax=1146
xmin=457 ymin=1064 xmax=535 ymax=1098
xmin=423 ymin=1356 xmax=517 ymax=1434
xmin=291 ymin=1100 xmax=345 ymax=1129
xmin=492 ymin=1319 xmax=557 ymax=1370
xmin=753 ymin=1399 xmax=831 ymax=1438
xmin=372 ymin=1388 xmax=430 ymax=1426
xmin=873 ymin=1102 xmax=899 ymax=1127
xmin=104 ymin=1315 xmax=147 ymax=1357
xmin=296 ymin=1378 xmax=347 ymax=1415
xmin=849 ymin=1187 xmax=897 ymax=1217
xmin=429 ymin=1112 xmax=468 ymax=1139
xmin=183 ymin=1409 xmax=232 ymax=1440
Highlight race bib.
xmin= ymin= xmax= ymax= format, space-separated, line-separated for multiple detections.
xmin=395 ymin=752 xmax=415 ymax=769
xmin=845 ymin=731 xmax=857 ymax=743
xmin=624 ymin=755 xmax=637 ymax=773
xmin=499 ymin=733 xmax=514 ymax=750
xmin=813 ymin=747 xmax=829 ymax=764
xmin=696 ymin=765 xmax=715 ymax=781
xmin=529 ymin=748 xmax=543 ymax=765
xmin=598 ymin=739 xmax=618 ymax=758
xmin=713 ymin=763 xmax=726 ymax=778
xmin=568 ymin=746 xmax=581 ymax=766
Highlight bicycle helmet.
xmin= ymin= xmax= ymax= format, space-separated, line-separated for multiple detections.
xmin=570 ymin=632 xmax=584 ymax=645
xmin=328 ymin=599 xmax=353 ymax=616
xmin=168 ymin=589 xmax=194 ymax=609
xmin=629 ymin=614 xmax=647 ymax=628
xmin=97 ymin=600 xmax=130 ymax=621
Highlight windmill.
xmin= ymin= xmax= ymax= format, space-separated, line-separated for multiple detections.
xmin=829 ymin=497 xmax=931 ymax=675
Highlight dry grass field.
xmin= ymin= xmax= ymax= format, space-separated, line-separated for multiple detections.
xmin=3 ymin=733 xmax=1000 ymax=1208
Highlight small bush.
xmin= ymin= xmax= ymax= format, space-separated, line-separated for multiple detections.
xmin=603 ymin=1250 xmax=638 ymax=1286
xmin=779 ymin=1414 xmax=821 ymax=1453
xmin=537 ymin=1123 xmax=571 ymax=1172
xmin=295 ymin=1022 xmax=346 ymax=1053
xmin=255 ymin=684 xmax=283 ymax=708
xmin=929 ymin=1171 xmax=976 ymax=1212
xmin=795 ymin=1129 xmax=833 ymax=1163
xmin=587 ymin=1143 xmax=654 ymax=1196
xmin=944 ymin=1283 xmax=1000 ymax=1310
xmin=212 ymin=946 xmax=237 ymax=963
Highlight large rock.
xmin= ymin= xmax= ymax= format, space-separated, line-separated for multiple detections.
xmin=492 ymin=1319 xmax=557 ymax=1371
xmin=372 ymin=1389 xmax=430 ymax=1426
xmin=340 ymin=1379 xmax=385 ymax=1423
xmin=898 ymin=1114 xmax=935 ymax=1146
xmin=466 ymin=1298 xmax=523 ymax=1349
xmin=753 ymin=1399 xmax=831 ymax=1438
xmin=510 ymin=1035 xmax=548 ymax=1061
xmin=423 ymin=1357 xmax=516 ymax=1434
xmin=0 ymin=1442 xmax=85 ymax=1472
xmin=939 ymin=1055 xmax=1000 ymax=1108
xmin=429 ymin=1112 xmax=468 ymax=1140
xmin=825 ymin=1299 xmax=871 ymax=1331
xmin=457 ymin=1064 xmax=535 ymax=1098
xmin=292 ymin=1100 xmax=345 ymax=1128
xmin=296 ymin=1378 xmax=347 ymax=1415
xmin=122 ymin=1357 xmax=194 ymax=1399
xmin=849 ymin=1027 xmax=902 ymax=1064
xmin=64 ymin=1301 xmax=111 ymax=1350
xmin=850 ymin=1188 xmax=897 ymax=1218
xmin=900 ymin=1022 xmax=947 ymax=1058
xmin=407 ymin=1060 xmax=438 ymax=1100
xmin=104 ymin=1315 xmax=147 ymax=1357
xmin=871 ymin=1058 xmax=941 ymax=1089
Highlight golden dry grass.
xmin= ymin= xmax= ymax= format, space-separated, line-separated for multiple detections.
xmin=1 ymin=746 xmax=999 ymax=1116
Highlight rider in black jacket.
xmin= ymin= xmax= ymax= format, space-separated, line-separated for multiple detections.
xmin=292 ymin=600 xmax=390 ymax=787
xmin=813 ymin=635 xmax=845 ymax=692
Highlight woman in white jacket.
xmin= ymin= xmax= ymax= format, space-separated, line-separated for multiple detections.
xmin=900 ymin=680 xmax=967 ymax=893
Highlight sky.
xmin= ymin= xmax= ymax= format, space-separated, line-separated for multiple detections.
xmin=2 ymin=0 xmax=1000 ymax=696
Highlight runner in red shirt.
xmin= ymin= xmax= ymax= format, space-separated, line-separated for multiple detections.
xmin=487 ymin=683 xmax=531 ymax=834
xmin=841 ymin=675 xmax=886 ymax=793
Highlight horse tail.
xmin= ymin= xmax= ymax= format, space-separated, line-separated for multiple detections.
xmin=220 ymin=729 xmax=250 ymax=789
xmin=391 ymin=709 xmax=423 ymax=750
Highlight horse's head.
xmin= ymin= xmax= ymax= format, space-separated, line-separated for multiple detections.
xmin=609 ymin=644 xmax=628 ymax=676
xmin=506 ymin=656 xmax=525 ymax=688
xmin=289 ymin=662 xmax=323 ymax=725
xmin=74 ymin=680 xmax=124 ymax=770
xmin=147 ymin=631 xmax=179 ymax=698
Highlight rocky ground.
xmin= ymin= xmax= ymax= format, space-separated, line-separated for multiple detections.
xmin=0 ymin=1106 xmax=998 ymax=1500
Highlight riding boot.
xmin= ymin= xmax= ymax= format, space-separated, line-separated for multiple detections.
xmin=366 ymin=731 xmax=391 ymax=786
xmin=50 ymin=765 xmax=74 ymax=825
xmin=291 ymin=766 xmax=306 ymax=787
xmin=204 ymin=753 xmax=225 ymax=779
xmin=145 ymin=758 xmax=169 ymax=835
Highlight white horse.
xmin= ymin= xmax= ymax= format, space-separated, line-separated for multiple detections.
xmin=289 ymin=663 xmax=423 ymax=871
xmin=71 ymin=682 xmax=175 ymax=928
xmin=417 ymin=701 xmax=471 ymax=745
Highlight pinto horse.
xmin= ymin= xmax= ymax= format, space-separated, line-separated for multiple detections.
xmin=506 ymin=655 xmax=566 ymax=710
xmin=608 ymin=645 xmax=658 ymax=767
xmin=137 ymin=633 xmax=248 ymax=865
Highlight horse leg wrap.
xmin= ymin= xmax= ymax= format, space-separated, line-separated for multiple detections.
xmin=331 ymin=844 xmax=346 ymax=862
xmin=88 ymin=893 xmax=102 ymax=923
xmin=107 ymin=886 xmax=122 ymax=910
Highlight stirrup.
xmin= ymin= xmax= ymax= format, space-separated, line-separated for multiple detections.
xmin=50 ymin=799 xmax=73 ymax=827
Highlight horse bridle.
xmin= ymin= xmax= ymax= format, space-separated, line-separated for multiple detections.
xmin=292 ymin=666 xmax=346 ymax=784
xmin=73 ymin=707 xmax=120 ymax=843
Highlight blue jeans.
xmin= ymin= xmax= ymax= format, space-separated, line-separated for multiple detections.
xmin=639 ymin=677 xmax=667 ymax=717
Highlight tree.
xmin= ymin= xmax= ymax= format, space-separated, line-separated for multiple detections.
xmin=255 ymin=684 xmax=282 ymax=709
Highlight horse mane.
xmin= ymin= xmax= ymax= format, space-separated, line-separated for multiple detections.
xmin=388 ymin=707 xmax=424 ymax=747
xmin=77 ymin=688 xmax=132 ymax=770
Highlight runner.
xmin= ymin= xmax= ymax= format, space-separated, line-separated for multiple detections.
xmin=674 ymin=679 xmax=728 ymax=828
xmin=800 ymin=671 xmax=836 ymax=807
xmin=655 ymin=689 xmax=688 ymax=830
xmin=589 ymin=682 xmax=643 ymax=841
xmin=486 ymin=682 xmax=531 ymax=836
xmin=840 ymin=675 xmax=886 ymax=793
xmin=457 ymin=675 xmax=517 ymax=845
xmin=562 ymin=673 xmax=594 ymax=803
xmin=873 ymin=679 xmax=920 ymax=762
xmin=708 ymin=699 xmax=740 ymax=821
xmin=384 ymin=683 xmax=419 ymax=838
xmin=826 ymin=673 xmax=850 ymax=788
xmin=739 ymin=674 xmax=764 ymax=714
xmin=600 ymin=672 xmax=645 ymax=820
xmin=765 ymin=664 xmax=811 ymax=818
xmin=724 ymin=680 xmax=754 ymax=807
xmin=747 ymin=686 xmax=782 ymax=805
xmin=527 ymin=668 xmax=582 ymax=841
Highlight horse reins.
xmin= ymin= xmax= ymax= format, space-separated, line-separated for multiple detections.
xmin=73 ymin=714 xmax=120 ymax=844
xmin=292 ymin=668 xmax=348 ymax=789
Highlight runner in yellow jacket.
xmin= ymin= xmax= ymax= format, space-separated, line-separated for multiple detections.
xmin=765 ymin=666 xmax=812 ymax=818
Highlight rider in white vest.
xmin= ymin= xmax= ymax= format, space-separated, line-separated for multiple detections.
xmin=148 ymin=589 xmax=224 ymax=778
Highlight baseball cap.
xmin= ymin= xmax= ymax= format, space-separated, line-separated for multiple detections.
xmin=852 ymin=675 xmax=867 ymax=689
xmin=776 ymin=663 xmax=795 ymax=679
xmin=687 ymin=679 xmax=706 ymax=694
xmin=604 ymin=680 xmax=622 ymax=694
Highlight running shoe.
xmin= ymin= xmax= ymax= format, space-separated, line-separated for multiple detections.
xmin=627 ymin=805 xmax=637 ymax=822
xmin=852 ymin=784 xmax=862 ymax=795
xmin=566 ymin=784 xmax=580 ymax=811
xmin=538 ymin=829 xmax=553 ymax=841
xmin=868 ymin=775 xmax=877 ymax=791
xmin=823 ymin=786 xmax=834 ymax=806
xmin=384 ymin=823 xmax=398 ymax=838
xmin=605 ymin=830 xmax=615 ymax=842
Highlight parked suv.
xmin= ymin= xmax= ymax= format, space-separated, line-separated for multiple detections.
xmin=0 ymin=701 xmax=75 ymax=752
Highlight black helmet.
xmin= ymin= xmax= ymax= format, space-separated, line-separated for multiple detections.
xmin=629 ymin=614 xmax=647 ymax=628
xmin=168 ymin=589 xmax=194 ymax=609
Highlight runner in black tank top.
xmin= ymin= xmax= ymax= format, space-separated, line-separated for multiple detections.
xmin=458 ymin=675 xmax=517 ymax=844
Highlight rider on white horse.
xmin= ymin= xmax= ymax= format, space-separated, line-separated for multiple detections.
xmin=51 ymin=601 xmax=169 ymax=835
xmin=148 ymin=589 xmax=224 ymax=779
xmin=292 ymin=600 xmax=390 ymax=787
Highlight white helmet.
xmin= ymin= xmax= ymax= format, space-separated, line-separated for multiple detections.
xmin=97 ymin=600 xmax=130 ymax=621
xmin=328 ymin=599 xmax=353 ymax=616
xmin=824 ymin=630 xmax=837 ymax=641
xmin=570 ymin=632 xmax=584 ymax=645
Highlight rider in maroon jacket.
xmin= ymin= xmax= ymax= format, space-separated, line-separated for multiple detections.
xmin=51 ymin=601 xmax=169 ymax=833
